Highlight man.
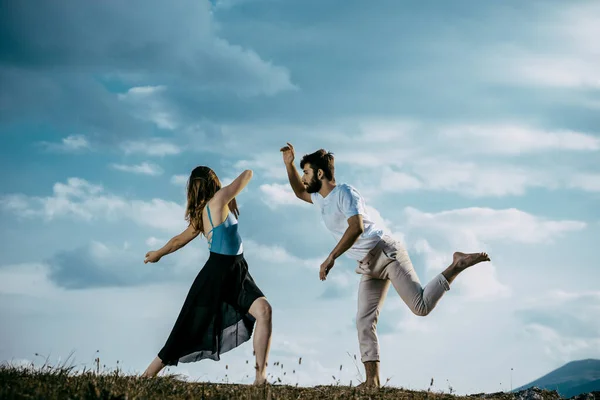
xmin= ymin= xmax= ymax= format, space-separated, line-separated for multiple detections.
xmin=280 ymin=143 xmax=490 ymax=388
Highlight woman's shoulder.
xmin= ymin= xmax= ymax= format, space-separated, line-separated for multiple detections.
xmin=206 ymin=195 xmax=231 ymax=215
xmin=207 ymin=191 xmax=225 ymax=207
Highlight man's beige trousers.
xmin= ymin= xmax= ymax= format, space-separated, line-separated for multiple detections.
xmin=355 ymin=235 xmax=450 ymax=362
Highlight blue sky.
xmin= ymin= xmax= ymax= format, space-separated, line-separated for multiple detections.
xmin=1 ymin=0 xmax=599 ymax=394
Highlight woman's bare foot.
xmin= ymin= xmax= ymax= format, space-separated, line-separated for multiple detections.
xmin=253 ymin=376 xmax=268 ymax=385
xmin=452 ymin=251 xmax=490 ymax=272
xmin=141 ymin=356 xmax=166 ymax=378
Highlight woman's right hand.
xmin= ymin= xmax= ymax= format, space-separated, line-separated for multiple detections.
xmin=228 ymin=197 xmax=240 ymax=218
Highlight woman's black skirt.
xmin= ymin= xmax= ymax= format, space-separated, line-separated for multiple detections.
xmin=158 ymin=252 xmax=265 ymax=366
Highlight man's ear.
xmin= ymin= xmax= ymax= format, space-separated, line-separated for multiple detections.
xmin=318 ymin=169 xmax=323 ymax=179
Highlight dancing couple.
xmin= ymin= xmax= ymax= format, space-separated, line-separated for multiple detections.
xmin=140 ymin=145 xmax=490 ymax=388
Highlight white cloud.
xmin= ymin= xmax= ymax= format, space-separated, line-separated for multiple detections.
xmin=416 ymin=161 xmax=551 ymax=197
xmin=561 ymin=5 xmax=600 ymax=54
xmin=325 ymin=119 xmax=416 ymax=145
xmin=120 ymin=138 xmax=182 ymax=157
xmin=61 ymin=135 xmax=91 ymax=150
xmin=213 ymin=0 xmax=254 ymax=10
xmin=0 ymin=266 xmax=208 ymax=372
xmin=442 ymin=125 xmax=600 ymax=154
xmin=259 ymin=183 xmax=308 ymax=208
xmin=270 ymin=334 xmax=320 ymax=359
xmin=244 ymin=239 xmax=323 ymax=271
xmin=209 ymin=38 xmax=298 ymax=96
xmin=0 ymin=263 xmax=58 ymax=297
xmin=364 ymin=205 xmax=395 ymax=235
xmin=321 ymin=120 xmax=418 ymax=168
xmin=409 ymin=238 xmax=511 ymax=301
xmin=324 ymin=268 xmax=355 ymax=293
xmin=0 ymin=177 xmax=187 ymax=233
xmin=375 ymin=158 xmax=600 ymax=198
xmin=53 ymin=178 xmax=103 ymax=197
xmin=220 ymin=176 xmax=235 ymax=187
xmin=233 ymin=121 xmax=597 ymax=199
xmin=522 ymin=289 xmax=600 ymax=308
xmin=2 ymin=2 xmax=298 ymax=141
xmin=127 ymin=198 xmax=187 ymax=232
xmin=398 ymin=206 xmax=586 ymax=301
xmin=518 ymin=290 xmax=600 ymax=362
xmin=37 ymin=134 xmax=91 ymax=153
xmin=511 ymin=56 xmax=600 ymax=89
xmin=0 ymin=194 xmax=39 ymax=217
xmin=234 ymin=155 xmax=287 ymax=180
xmin=481 ymin=4 xmax=600 ymax=91
xmin=170 ymin=174 xmax=189 ymax=186
xmin=0 ymin=237 xmax=206 ymax=291
xmin=404 ymin=206 xmax=586 ymax=245
xmin=567 ymin=173 xmax=600 ymax=192
xmin=335 ymin=152 xmax=397 ymax=168
xmin=375 ymin=160 xmax=554 ymax=197
xmin=453 ymin=261 xmax=511 ymax=300
xmin=357 ymin=120 xmax=415 ymax=143
xmin=126 ymin=86 xmax=161 ymax=95
xmin=145 ymin=237 xmax=165 ymax=247
xmin=110 ymin=162 xmax=164 ymax=176
xmin=523 ymin=324 xmax=600 ymax=361
xmin=118 ymin=86 xmax=179 ymax=130
xmin=380 ymin=169 xmax=423 ymax=192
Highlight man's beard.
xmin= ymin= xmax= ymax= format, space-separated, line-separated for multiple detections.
xmin=305 ymin=176 xmax=322 ymax=193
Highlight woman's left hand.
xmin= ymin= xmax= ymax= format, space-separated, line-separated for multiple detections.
xmin=144 ymin=251 xmax=162 ymax=264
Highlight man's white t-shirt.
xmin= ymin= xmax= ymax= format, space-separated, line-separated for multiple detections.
xmin=310 ymin=183 xmax=384 ymax=261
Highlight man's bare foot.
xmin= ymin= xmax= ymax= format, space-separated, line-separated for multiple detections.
xmin=359 ymin=361 xmax=381 ymax=389
xmin=452 ymin=251 xmax=490 ymax=272
xmin=357 ymin=380 xmax=380 ymax=389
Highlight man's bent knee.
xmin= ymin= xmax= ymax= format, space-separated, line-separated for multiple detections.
xmin=412 ymin=302 xmax=431 ymax=317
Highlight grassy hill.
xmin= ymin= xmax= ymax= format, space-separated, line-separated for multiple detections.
xmin=1 ymin=364 xmax=598 ymax=400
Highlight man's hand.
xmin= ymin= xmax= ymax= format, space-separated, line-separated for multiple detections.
xmin=280 ymin=142 xmax=295 ymax=165
xmin=228 ymin=197 xmax=239 ymax=219
xmin=144 ymin=250 xmax=162 ymax=264
xmin=319 ymin=255 xmax=335 ymax=281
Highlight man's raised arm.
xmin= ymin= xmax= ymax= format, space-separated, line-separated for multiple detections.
xmin=280 ymin=142 xmax=312 ymax=203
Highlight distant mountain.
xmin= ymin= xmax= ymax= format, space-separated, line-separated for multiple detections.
xmin=514 ymin=359 xmax=600 ymax=398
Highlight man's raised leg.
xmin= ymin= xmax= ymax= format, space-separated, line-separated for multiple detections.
xmin=386 ymin=246 xmax=490 ymax=317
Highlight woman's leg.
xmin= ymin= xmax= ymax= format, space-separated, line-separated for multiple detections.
xmin=247 ymin=297 xmax=272 ymax=385
xmin=141 ymin=356 xmax=166 ymax=377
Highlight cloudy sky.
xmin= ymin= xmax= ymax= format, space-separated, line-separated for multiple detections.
xmin=1 ymin=0 xmax=599 ymax=394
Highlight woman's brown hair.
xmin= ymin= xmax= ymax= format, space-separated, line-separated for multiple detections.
xmin=185 ymin=166 xmax=222 ymax=235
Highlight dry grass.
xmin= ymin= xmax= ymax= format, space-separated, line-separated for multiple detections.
xmin=0 ymin=360 xmax=573 ymax=400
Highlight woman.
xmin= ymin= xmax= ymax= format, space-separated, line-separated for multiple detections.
xmin=141 ymin=166 xmax=272 ymax=385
